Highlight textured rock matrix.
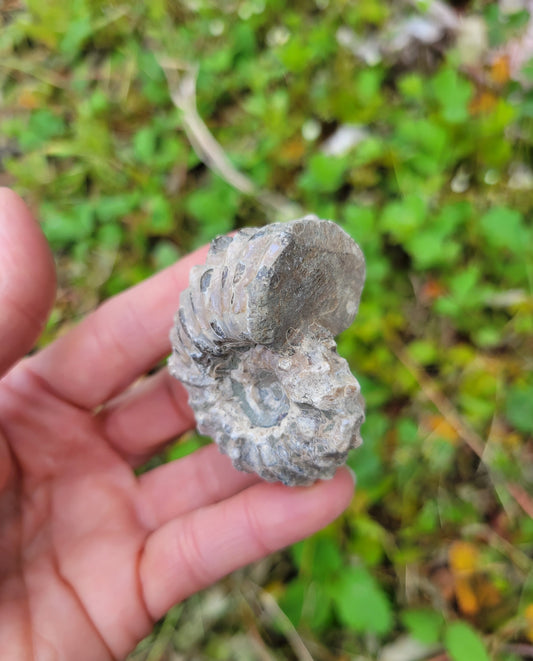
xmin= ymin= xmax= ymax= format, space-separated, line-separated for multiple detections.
xmin=169 ymin=216 xmax=366 ymax=486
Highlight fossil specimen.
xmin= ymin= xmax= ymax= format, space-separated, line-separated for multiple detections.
xmin=169 ymin=216 xmax=365 ymax=486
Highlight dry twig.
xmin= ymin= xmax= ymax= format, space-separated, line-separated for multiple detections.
xmin=154 ymin=54 xmax=303 ymax=221
xmin=257 ymin=588 xmax=315 ymax=661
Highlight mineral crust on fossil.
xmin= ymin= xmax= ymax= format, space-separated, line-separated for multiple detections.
xmin=169 ymin=216 xmax=366 ymax=486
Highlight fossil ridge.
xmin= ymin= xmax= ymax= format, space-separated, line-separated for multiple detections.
xmin=169 ymin=216 xmax=365 ymax=486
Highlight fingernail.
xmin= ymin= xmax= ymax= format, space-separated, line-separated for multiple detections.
xmin=347 ymin=466 xmax=357 ymax=487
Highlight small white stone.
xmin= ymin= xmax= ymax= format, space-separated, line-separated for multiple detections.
xmin=209 ymin=19 xmax=225 ymax=36
xmin=266 ymin=25 xmax=290 ymax=48
xmin=322 ymin=124 xmax=368 ymax=157
xmin=508 ymin=162 xmax=533 ymax=190
xmin=301 ymin=119 xmax=321 ymax=142
xmin=484 ymin=169 xmax=500 ymax=185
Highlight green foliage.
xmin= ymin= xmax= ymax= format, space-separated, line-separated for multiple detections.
xmin=432 ymin=67 xmax=473 ymax=124
xmin=505 ymin=383 xmax=533 ymax=433
xmin=2 ymin=0 xmax=532 ymax=658
xmin=444 ymin=621 xmax=490 ymax=661
xmin=165 ymin=435 xmax=210 ymax=462
xmin=185 ymin=176 xmax=240 ymax=246
xmin=401 ymin=609 xmax=444 ymax=644
xmin=480 ymin=206 xmax=531 ymax=254
xmin=406 ymin=201 xmax=468 ymax=269
xmin=331 ymin=566 xmax=393 ymax=635
xmin=299 ymin=153 xmax=349 ymax=194
xmin=41 ymin=201 xmax=95 ymax=247
xmin=484 ymin=3 xmax=530 ymax=46
xmin=380 ymin=193 xmax=427 ymax=243
xmin=20 ymin=109 xmax=67 ymax=150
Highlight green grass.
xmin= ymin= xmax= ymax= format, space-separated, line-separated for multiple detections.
xmin=1 ymin=1 xmax=533 ymax=658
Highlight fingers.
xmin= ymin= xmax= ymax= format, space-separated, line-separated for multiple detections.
xmin=136 ymin=444 xmax=259 ymax=529
xmin=0 ymin=431 xmax=14 ymax=491
xmin=139 ymin=467 xmax=355 ymax=621
xmin=98 ymin=369 xmax=195 ymax=463
xmin=27 ymin=244 xmax=209 ymax=409
xmin=0 ymin=188 xmax=56 ymax=378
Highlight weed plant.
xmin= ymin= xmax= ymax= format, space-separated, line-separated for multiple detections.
xmin=1 ymin=1 xmax=532 ymax=659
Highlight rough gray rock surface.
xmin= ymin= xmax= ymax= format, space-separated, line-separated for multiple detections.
xmin=169 ymin=216 xmax=365 ymax=486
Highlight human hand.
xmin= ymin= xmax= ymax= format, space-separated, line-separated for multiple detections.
xmin=0 ymin=188 xmax=355 ymax=660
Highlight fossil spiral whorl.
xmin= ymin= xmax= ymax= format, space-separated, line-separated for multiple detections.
xmin=169 ymin=216 xmax=365 ymax=486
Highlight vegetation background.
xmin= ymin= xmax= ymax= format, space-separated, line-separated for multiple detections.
xmin=1 ymin=0 xmax=532 ymax=659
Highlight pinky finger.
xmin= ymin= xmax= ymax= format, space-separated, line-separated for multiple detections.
xmin=138 ymin=468 xmax=355 ymax=621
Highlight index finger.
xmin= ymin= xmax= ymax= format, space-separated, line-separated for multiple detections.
xmin=27 ymin=245 xmax=209 ymax=409
xmin=0 ymin=188 xmax=56 ymax=378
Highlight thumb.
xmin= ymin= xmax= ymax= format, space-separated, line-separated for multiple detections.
xmin=0 ymin=188 xmax=56 ymax=378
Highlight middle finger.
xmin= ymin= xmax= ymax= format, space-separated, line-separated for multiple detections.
xmin=98 ymin=369 xmax=195 ymax=464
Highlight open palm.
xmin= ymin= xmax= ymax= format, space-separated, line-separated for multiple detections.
xmin=0 ymin=188 xmax=354 ymax=660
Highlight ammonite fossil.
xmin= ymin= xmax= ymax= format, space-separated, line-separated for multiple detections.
xmin=169 ymin=216 xmax=365 ymax=486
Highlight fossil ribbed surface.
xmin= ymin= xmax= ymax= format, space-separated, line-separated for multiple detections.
xmin=169 ymin=216 xmax=365 ymax=486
